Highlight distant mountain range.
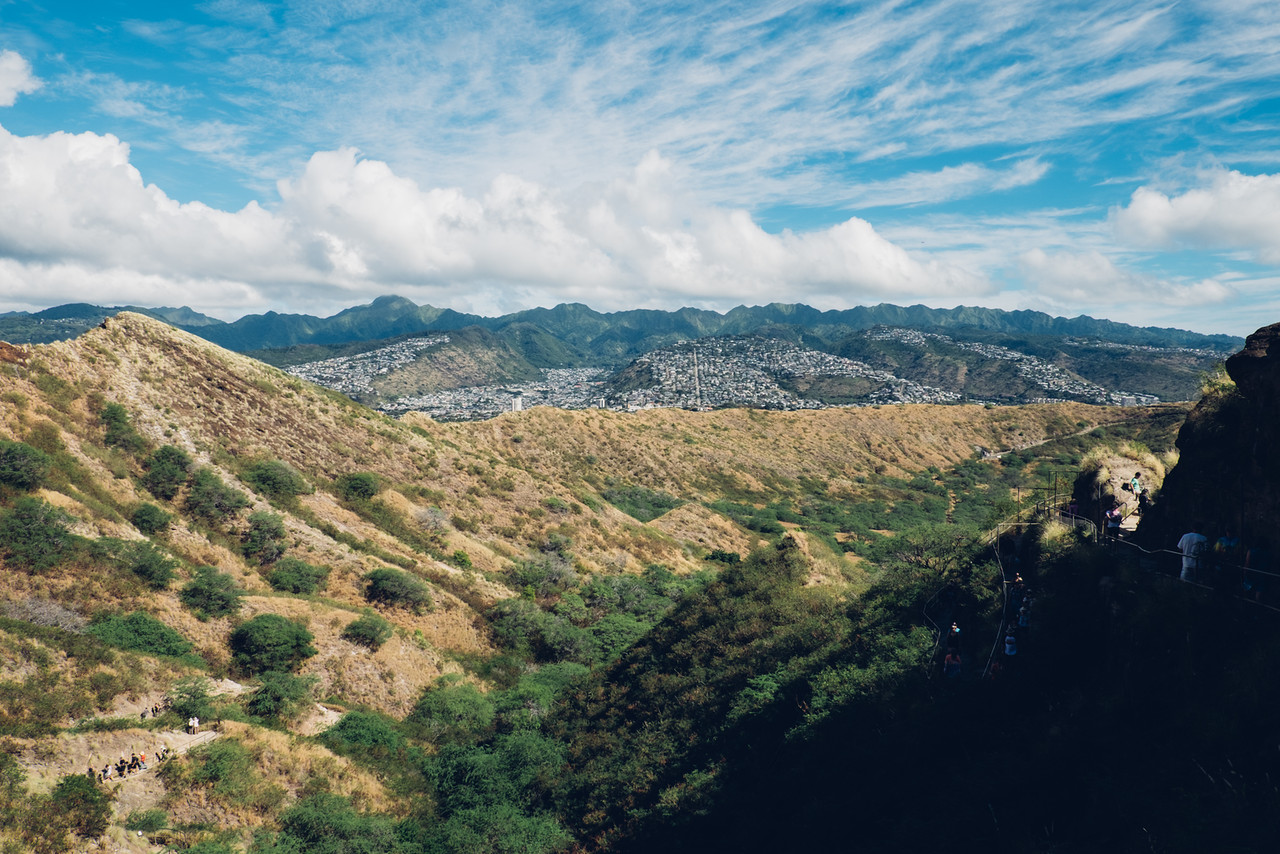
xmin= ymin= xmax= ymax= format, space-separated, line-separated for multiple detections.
xmin=0 ymin=296 xmax=1245 ymax=414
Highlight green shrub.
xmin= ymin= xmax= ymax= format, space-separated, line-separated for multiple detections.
xmin=166 ymin=676 xmax=214 ymax=721
xmin=267 ymin=792 xmax=417 ymax=854
xmin=131 ymin=502 xmax=172 ymax=535
xmin=51 ymin=773 xmax=112 ymax=839
xmin=707 ymin=548 xmax=741 ymax=564
xmin=336 ymin=471 xmax=382 ymax=502
xmin=124 ymin=808 xmax=168 ymax=832
xmin=448 ymin=549 xmax=473 ymax=569
xmin=179 ymin=566 xmax=243 ymax=619
xmin=409 ymin=674 xmax=495 ymax=742
xmin=321 ymin=711 xmax=404 ymax=757
xmin=142 ymin=445 xmax=192 ymax=500
xmin=87 ymin=611 xmax=192 ymax=657
xmin=0 ymin=496 xmax=76 ymax=572
xmin=267 ymin=557 xmax=330 ymax=594
xmin=602 ymin=485 xmax=684 ymax=522
xmin=245 ymin=670 xmax=316 ymax=720
xmin=341 ymin=613 xmax=394 ymax=650
xmin=230 ymin=614 xmax=316 ymax=675
xmin=128 ymin=541 xmax=179 ymax=588
xmin=99 ymin=402 xmax=146 ymax=454
xmin=186 ymin=467 xmax=249 ymax=524
xmin=0 ymin=439 xmax=51 ymax=490
xmin=243 ymin=459 xmax=312 ymax=501
xmin=243 ymin=511 xmax=287 ymax=565
xmin=364 ymin=568 xmax=432 ymax=613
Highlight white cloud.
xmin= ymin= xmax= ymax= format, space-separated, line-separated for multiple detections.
xmin=0 ymin=126 xmax=988 ymax=315
xmin=1112 ymin=169 xmax=1280 ymax=263
xmin=0 ymin=50 xmax=41 ymax=107
xmin=1018 ymin=247 xmax=1233 ymax=305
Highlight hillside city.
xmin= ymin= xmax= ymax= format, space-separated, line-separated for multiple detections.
xmin=285 ymin=328 xmax=1163 ymax=420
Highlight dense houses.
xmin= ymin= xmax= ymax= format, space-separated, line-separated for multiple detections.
xmin=285 ymin=335 xmax=450 ymax=397
xmin=287 ymin=328 xmax=1162 ymax=421
xmin=866 ymin=328 xmax=1159 ymax=406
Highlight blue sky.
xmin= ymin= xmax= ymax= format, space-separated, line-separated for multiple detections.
xmin=1 ymin=0 xmax=1278 ymax=336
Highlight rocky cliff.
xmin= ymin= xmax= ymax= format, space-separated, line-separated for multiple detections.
xmin=1138 ymin=321 xmax=1280 ymax=553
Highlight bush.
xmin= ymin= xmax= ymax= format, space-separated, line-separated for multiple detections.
xmin=0 ymin=439 xmax=51 ymax=490
xmin=179 ymin=566 xmax=243 ymax=619
xmin=243 ymin=459 xmax=313 ymax=501
xmin=267 ymin=792 xmax=416 ymax=854
xmin=364 ymin=568 xmax=432 ymax=612
xmin=243 ymin=511 xmax=288 ymax=565
xmin=230 ymin=614 xmax=316 ymax=675
xmin=124 ymin=808 xmax=168 ymax=832
xmin=336 ymin=471 xmax=382 ymax=502
xmin=267 ymin=557 xmax=330 ymax=594
xmin=142 ymin=445 xmax=192 ymax=500
xmin=166 ymin=676 xmax=213 ymax=721
xmin=131 ymin=502 xmax=172 ymax=535
xmin=0 ymin=496 xmax=76 ymax=572
xmin=322 ymin=711 xmax=404 ymax=757
xmin=410 ymin=674 xmax=495 ymax=742
xmin=245 ymin=670 xmax=316 ymax=720
xmin=99 ymin=402 xmax=146 ymax=454
xmin=128 ymin=541 xmax=179 ymax=588
xmin=51 ymin=773 xmax=111 ymax=839
xmin=87 ymin=611 xmax=192 ymax=658
xmin=341 ymin=613 xmax=394 ymax=650
xmin=186 ymin=467 xmax=249 ymax=524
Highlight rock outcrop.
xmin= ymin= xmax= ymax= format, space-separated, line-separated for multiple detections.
xmin=1138 ymin=322 xmax=1280 ymax=553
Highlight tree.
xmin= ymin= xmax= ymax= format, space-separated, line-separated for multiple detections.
xmin=341 ymin=613 xmax=394 ymax=650
xmin=409 ymin=674 xmax=495 ymax=742
xmin=179 ymin=566 xmax=243 ymax=619
xmin=87 ymin=611 xmax=192 ymax=657
xmin=230 ymin=614 xmax=316 ymax=675
xmin=166 ymin=676 xmax=213 ymax=721
xmin=50 ymin=773 xmax=111 ymax=839
xmin=142 ymin=445 xmax=191 ymax=501
xmin=0 ymin=496 xmax=75 ymax=572
xmin=364 ymin=568 xmax=432 ymax=613
xmin=243 ymin=511 xmax=288 ymax=564
xmin=99 ymin=402 xmax=146 ymax=454
xmin=128 ymin=540 xmax=178 ymax=588
xmin=336 ymin=471 xmax=382 ymax=502
xmin=186 ymin=467 xmax=249 ymax=524
xmin=244 ymin=459 xmax=313 ymax=502
xmin=245 ymin=671 xmax=316 ymax=720
xmin=0 ymin=440 xmax=51 ymax=490
xmin=267 ymin=557 xmax=330 ymax=594
xmin=131 ymin=502 xmax=172 ymax=535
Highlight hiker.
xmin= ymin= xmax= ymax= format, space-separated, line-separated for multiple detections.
xmin=1004 ymin=628 xmax=1018 ymax=657
xmin=193 ymin=715 xmax=200 ymax=734
xmin=139 ymin=752 xmax=148 ymax=770
xmin=1105 ymin=505 xmax=1122 ymax=540
xmin=101 ymin=764 xmax=112 ymax=782
xmin=943 ymin=651 xmax=962 ymax=678
xmin=1178 ymin=523 xmax=1208 ymax=582
xmin=1130 ymin=472 xmax=1143 ymax=497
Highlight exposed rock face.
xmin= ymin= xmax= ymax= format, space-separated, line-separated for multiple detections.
xmin=1139 ymin=322 xmax=1280 ymax=554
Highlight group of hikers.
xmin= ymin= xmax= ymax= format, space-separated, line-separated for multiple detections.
xmin=1177 ymin=522 xmax=1272 ymax=600
xmin=942 ymin=574 xmax=1034 ymax=681
xmin=90 ymin=747 xmax=171 ymax=784
xmin=1103 ymin=472 xmax=1149 ymax=539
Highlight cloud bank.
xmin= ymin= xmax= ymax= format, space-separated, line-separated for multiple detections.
xmin=0 ymin=125 xmax=985 ymax=316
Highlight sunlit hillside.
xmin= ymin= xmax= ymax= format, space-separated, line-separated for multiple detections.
xmin=0 ymin=312 xmax=1191 ymax=852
